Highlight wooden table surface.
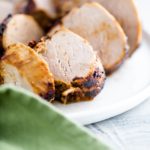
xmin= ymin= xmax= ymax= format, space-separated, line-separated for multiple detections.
xmin=87 ymin=98 xmax=150 ymax=150
xmin=87 ymin=1 xmax=150 ymax=149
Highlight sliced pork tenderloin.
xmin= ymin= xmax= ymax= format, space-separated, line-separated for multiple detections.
xmin=59 ymin=3 xmax=128 ymax=73
xmin=35 ymin=27 xmax=105 ymax=103
xmin=0 ymin=14 xmax=43 ymax=51
xmin=0 ymin=43 xmax=55 ymax=101
xmin=54 ymin=0 xmax=142 ymax=56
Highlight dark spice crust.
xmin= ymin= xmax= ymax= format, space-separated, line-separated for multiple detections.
xmin=0 ymin=14 xmax=12 ymax=57
xmin=28 ymin=40 xmax=37 ymax=48
xmin=55 ymin=68 xmax=106 ymax=104
xmin=54 ymin=80 xmax=71 ymax=101
xmin=0 ymin=14 xmax=12 ymax=36
xmin=61 ymin=87 xmax=83 ymax=104
xmin=39 ymin=82 xmax=55 ymax=102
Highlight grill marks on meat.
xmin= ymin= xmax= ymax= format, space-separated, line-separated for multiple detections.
xmin=0 ymin=14 xmax=12 ymax=57
xmin=60 ymin=3 xmax=128 ymax=73
xmin=35 ymin=27 xmax=105 ymax=103
xmin=1 ymin=14 xmax=43 ymax=50
xmin=62 ymin=67 xmax=105 ymax=103
xmin=1 ymin=43 xmax=55 ymax=101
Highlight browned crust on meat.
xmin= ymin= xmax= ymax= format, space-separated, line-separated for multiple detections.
xmin=39 ymin=82 xmax=55 ymax=102
xmin=55 ymin=68 xmax=105 ymax=104
xmin=0 ymin=14 xmax=12 ymax=57
xmin=54 ymin=80 xmax=71 ymax=101
xmin=30 ymin=10 xmax=53 ymax=32
xmin=0 ymin=14 xmax=12 ymax=35
xmin=53 ymin=0 xmax=63 ymax=16
xmin=0 ymin=36 xmax=4 ymax=57
xmin=23 ymin=0 xmax=36 ymax=14
xmin=0 ymin=69 xmax=4 ymax=85
xmin=61 ymin=87 xmax=83 ymax=104
xmin=54 ymin=0 xmax=76 ymax=17
xmin=28 ymin=40 xmax=37 ymax=48
xmin=1 ymin=43 xmax=55 ymax=101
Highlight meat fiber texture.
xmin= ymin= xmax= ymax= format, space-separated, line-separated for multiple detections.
xmin=0 ymin=14 xmax=43 ymax=51
xmin=35 ymin=27 xmax=106 ymax=103
xmin=0 ymin=43 xmax=55 ymax=101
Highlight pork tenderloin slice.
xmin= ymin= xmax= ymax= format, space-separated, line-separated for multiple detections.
xmin=1 ymin=43 xmax=55 ymax=101
xmin=35 ymin=27 xmax=105 ymax=103
xmin=61 ymin=3 xmax=128 ymax=73
xmin=92 ymin=0 xmax=142 ymax=56
xmin=1 ymin=14 xmax=43 ymax=50
xmin=54 ymin=0 xmax=142 ymax=56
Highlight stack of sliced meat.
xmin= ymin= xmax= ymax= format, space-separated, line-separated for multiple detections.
xmin=54 ymin=0 xmax=142 ymax=56
xmin=0 ymin=0 xmax=142 ymax=103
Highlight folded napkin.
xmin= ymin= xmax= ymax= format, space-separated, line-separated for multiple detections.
xmin=0 ymin=85 xmax=110 ymax=150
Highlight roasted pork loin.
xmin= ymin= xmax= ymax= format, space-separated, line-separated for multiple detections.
xmin=35 ymin=27 xmax=105 ymax=103
xmin=0 ymin=43 xmax=55 ymax=101
xmin=0 ymin=14 xmax=43 ymax=51
xmin=0 ymin=0 xmax=142 ymax=104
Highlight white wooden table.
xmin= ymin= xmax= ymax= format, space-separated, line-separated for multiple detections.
xmin=87 ymin=1 xmax=150 ymax=149
xmin=87 ymin=98 xmax=150 ymax=150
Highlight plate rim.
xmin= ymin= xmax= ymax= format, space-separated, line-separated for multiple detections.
xmin=67 ymin=85 xmax=150 ymax=125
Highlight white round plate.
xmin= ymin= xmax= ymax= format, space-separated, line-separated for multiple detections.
xmin=54 ymin=31 xmax=150 ymax=125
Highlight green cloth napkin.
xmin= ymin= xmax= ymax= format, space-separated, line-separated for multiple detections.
xmin=0 ymin=85 xmax=110 ymax=150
